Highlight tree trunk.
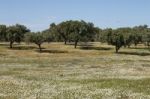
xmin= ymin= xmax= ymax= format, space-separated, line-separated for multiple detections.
xmin=10 ymin=41 xmax=13 ymax=48
xmin=134 ymin=42 xmax=137 ymax=48
xmin=115 ymin=46 xmax=119 ymax=53
xmin=38 ymin=44 xmax=42 ymax=52
xmin=64 ymin=39 xmax=67 ymax=45
xmin=74 ymin=40 xmax=78 ymax=49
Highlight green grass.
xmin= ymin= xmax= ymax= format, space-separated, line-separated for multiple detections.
xmin=66 ymin=78 xmax=150 ymax=94
xmin=0 ymin=42 xmax=150 ymax=99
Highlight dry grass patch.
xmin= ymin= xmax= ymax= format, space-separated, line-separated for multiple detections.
xmin=0 ymin=42 xmax=150 ymax=98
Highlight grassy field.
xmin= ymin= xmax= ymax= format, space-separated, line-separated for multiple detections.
xmin=0 ymin=42 xmax=150 ymax=99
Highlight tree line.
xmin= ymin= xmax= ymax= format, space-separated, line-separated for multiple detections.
xmin=0 ymin=20 xmax=150 ymax=53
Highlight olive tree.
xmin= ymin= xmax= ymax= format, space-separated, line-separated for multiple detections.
xmin=25 ymin=32 xmax=45 ymax=52
xmin=7 ymin=24 xmax=30 ymax=48
xmin=56 ymin=21 xmax=72 ymax=44
xmin=69 ymin=20 xmax=97 ymax=48
xmin=0 ymin=25 xmax=7 ymax=41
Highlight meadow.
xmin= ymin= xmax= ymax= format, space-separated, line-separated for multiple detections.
xmin=0 ymin=42 xmax=150 ymax=99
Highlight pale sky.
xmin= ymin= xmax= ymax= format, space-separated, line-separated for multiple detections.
xmin=0 ymin=0 xmax=149 ymax=31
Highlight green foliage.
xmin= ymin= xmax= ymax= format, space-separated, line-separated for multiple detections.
xmin=96 ymin=25 xmax=150 ymax=53
xmin=42 ymin=23 xmax=62 ymax=42
xmin=6 ymin=24 xmax=30 ymax=48
xmin=25 ymin=32 xmax=45 ymax=51
xmin=53 ymin=20 xmax=97 ymax=48
xmin=56 ymin=21 xmax=73 ymax=44
xmin=0 ymin=25 xmax=7 ymax=41
xmin=108 ymin=31 xmax=125 ymax=53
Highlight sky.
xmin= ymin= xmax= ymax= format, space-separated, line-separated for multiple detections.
xmin=0 ymin=0 xmax=150 ymax=31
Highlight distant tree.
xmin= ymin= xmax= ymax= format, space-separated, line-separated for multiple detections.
xmin=105 ymin=28 xmax=113 ymax=45
xmin=112 ymin=33 xmax=125 ymax=53
xmin=105 ymin=29 xmax=125 ymax=53
xmin=42 ymin=23 xmax=61 ymax=43
xmin=0 ymin=25 xmax=7 ymax=41
xmin=125 ymin=34 xmax=134 ymax=48
xmin=94 ymin=27 xmax=103 ymax=42
xmin=7 ymin=24 xmax=30 ymax=48
xmin=25 ymin=32 xmax=45 ymax=52
xmin=143 ymin=32 xmax=150 ymax=48
xmin=85 ymin=22 xmax=98 ymax=42
xmin=115 ymin=27 xmax=132 ymax=48
xmin=69 ymin=20 xmax=97 ymax=48
xmin=57 ymin=21 xmax=72 ymax=44
xmin=48 ymin=23 xmax=59 ymax=42
xmin=42 ymin=29 xmax=53 ymax=43
xmin=131 ymin=25 xmax=148 ymax=47
xmin=24 ymin=32 xmax=33 ymax=44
